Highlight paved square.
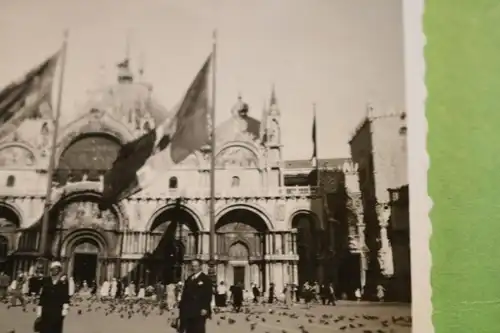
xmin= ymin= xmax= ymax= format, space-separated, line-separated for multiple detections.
xmin=0 ymin=298 xmax=411 ymax=333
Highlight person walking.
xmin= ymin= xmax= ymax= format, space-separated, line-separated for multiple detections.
xmin=284 ymin=283 xmax=293 ymax=309
xmin=178 ymin=259 xmax=212 ymax=333
xmin=251 ymin=283 xmax=260 ymax=304
xmin=0 ymin=271 xmax=9 ymax=300
xmin=36 ymin=261 xmax=70 ymax=333
xmin=216 ymin=281 xmax=227 ymax=308
xmin=10 ymin=271 xmax=25 ymax=306
xmin=267 ymin=283 xmax=275 ymax=304
xmin=231 ymin=282 xmax=243 ymax=313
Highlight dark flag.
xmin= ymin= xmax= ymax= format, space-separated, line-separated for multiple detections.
xmin=117 ymin=59 xmax=129 ymax=69
xmin=311 ymin=108 xmax=317 ymax=167
xmin=102 ymin=54 xmax=212 ymax=204
xmin=0 ymin=52 xmax=60 ymax=140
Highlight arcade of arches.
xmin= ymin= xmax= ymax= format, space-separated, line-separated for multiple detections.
xmin=0 ymin=204 xmax=20 ymax=273
xmin=1 ymin=193 xmax=340 ymax=296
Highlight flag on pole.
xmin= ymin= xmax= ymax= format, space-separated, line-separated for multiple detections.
xmin=102 ymin=54 xmax=212 ymax=204
xmin=0 ymin=52 xmax=60 ymax=140
xmin=311 ymin=106 xmax=318 ymax=167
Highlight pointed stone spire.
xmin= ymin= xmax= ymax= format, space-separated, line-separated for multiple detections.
xmin=260 ymin=99 xmax=268 ymax=143
xmin=138 ymin=52 xmax=145 ymax=78
xmin=270 ymin=84 xmax=277 ymax=106
xmin=269 ymin=84 xmax=280 ymax=116
xmin=231 ymin=92 xmax=245 ymax=116
xmin=117 ymin=34 xmax=134 ymax=83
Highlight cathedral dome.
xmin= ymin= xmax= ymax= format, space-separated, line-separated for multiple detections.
xmin=81 ymin=60 xmax=171 ymax=129
xmin=214 ymin=95 xmax=261 ymax=145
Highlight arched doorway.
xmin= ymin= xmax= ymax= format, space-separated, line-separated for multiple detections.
xmin=0 ymin=204 xmax=20 ymax=273
xmin=291 ymin=213 xmax=319 ymax=286
xmin=228 ymin=241 xmax=250 ymax=287
xmin=216 ymin=207 xmax=269 ymax=290
xmin=0 ymin=235 xmax=8 ymax=260
xmin=148 ymin=206 xmax=200 ymax=284
xmin=70 ymin=238 xmax=100 ymax=286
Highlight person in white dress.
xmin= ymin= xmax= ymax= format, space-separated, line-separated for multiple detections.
xmin=376 ymin=284 xmax=385 ymax=302
xmin=22 ymin=273 xmax=29 ymax=295
xmin=68 ymin=277 xmax=75 ymax=297
xmin=110 ymin=278 xmax=118 ymax=298
xmin=165 ymin=283 xmax=175 ymax=309
xmin=100 ymin=280 xmax=110 ymax=298
xmin=128 ymin=282 xmax=136 ymax=297
xmin=137 ymin=283 xmax=146 ymax=299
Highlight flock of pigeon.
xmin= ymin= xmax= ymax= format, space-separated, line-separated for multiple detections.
xmin=0 ymin=296 xmax=412 ymax=333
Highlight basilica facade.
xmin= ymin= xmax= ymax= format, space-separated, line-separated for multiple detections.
xmin=0 ymin=65 xmax=365 ymax=297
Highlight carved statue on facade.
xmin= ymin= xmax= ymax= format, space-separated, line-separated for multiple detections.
xmin=268 ymin=119 xmax=280 ymax=143
xmin=59 ymin=200 xmax=118 ymax=230
xmin=0 ymin=218 xmax=16 ymax=229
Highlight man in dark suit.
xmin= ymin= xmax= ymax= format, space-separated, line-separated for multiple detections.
xmin=36 ymin=261 xmax=70 ymax=333
xmin=179 ymin=259 xmax=213 ymax=333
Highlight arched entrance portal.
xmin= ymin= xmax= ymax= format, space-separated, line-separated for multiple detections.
xmin=0 ymin=204 xmax=20 ymax=273
xmin=292 ymin=213 xmax=319 ymax=286
xmin=70 ymin=238 xmax=100 ymax=285
xmin=148 ymin=206 xmax=200 ymax=284
xmin=216 ymin=208 xmax=269 ymax=291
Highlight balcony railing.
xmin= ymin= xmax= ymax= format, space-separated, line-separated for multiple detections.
xmin=0 ymin=180 xmax=319 ymax=199
xmin=136 ymin=185 xmax=319 ymax=199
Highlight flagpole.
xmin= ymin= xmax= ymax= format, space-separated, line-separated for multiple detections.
xmin=313 ymin=103 xmax=320 ymax=188
xmin=208 ymin=30 xmax=217 ymax=282
xmin=313 ymin=103 xmax=324 ymax=283
xmin=39 ymin=30 xmax=69 ymax=261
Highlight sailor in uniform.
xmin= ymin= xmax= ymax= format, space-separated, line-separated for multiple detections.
xmin=36 ymin=261 xmax=70 ymax=333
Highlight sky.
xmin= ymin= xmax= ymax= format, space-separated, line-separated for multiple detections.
xmin=0 ymin=0 xmax=405 ymax=160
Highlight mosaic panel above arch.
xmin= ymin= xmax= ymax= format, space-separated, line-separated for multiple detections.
xmin=0 ymin=145 xmax=36 ymax=167
xmin=57 ymin=199 xmax=120 ymax=231
xmin=228 ymin=241 xmax=250 ymax=259
xmin=58 ymin=134 xmax=122 ymax=172
xmin=0 ymin=203 xmax=21 ymax=229
xmin=215 ymin=146 xmax=258 ymax=168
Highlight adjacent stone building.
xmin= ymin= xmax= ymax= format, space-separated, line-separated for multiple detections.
xmin=349 ymin=105 xmax=410 ymax=301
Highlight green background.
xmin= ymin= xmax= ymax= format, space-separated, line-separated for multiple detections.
xmin=426 ymin=0 xmax=500 ymax=331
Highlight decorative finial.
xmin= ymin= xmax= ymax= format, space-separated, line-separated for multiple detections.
xmin=270 ymin=84 xmax=277 ymax=106
xmin=139 ymin=52 xmax=145 ymax=77
xmin=366 ymin=102 xmax=374 ymax=117
xmin=125 ymin=30 xmax=132 ymax=61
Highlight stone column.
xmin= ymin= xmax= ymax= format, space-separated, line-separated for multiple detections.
xmin=275 ymin=232 xmax=282 ymax=255
xmin=274 ymin=263 xmax=283 ymax=297
xmin=357 ymin=216 xmax=367 ymax=289
xmin=203 ymin=234 xmax=210 ymax=255
xmin=269 ymin=233 xmax=274 ymax=255
xmin=198 ymin=233 xmax=203 ymax=255
xmin=265 ymin=233 xmax=270 ymax=255
xmin=377 ymin=203 xmax=394 ymax=277
xmin=291 ymin=230 xmax=297 ymax=255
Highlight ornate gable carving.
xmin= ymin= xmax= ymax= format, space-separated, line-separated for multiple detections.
xmin=0 ymin=144 xmax=36 ymax=167
xmin=215 ymin=145 xmax=259 ymax=168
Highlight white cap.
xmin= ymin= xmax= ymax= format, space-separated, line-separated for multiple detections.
xmin=50 ymin=261 xmax=62 ymax=269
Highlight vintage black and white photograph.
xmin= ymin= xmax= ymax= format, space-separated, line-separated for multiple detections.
xmin=0 ymin=1 xmax=414 ymax=332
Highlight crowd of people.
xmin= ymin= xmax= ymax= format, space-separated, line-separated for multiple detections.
xmin=0 ymin=260 xmax=388 ymax=333
xmin=0 ymin=270 xmax=386 ymax=311
xmin=0 ymin=274 xmax=343 ymax=310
